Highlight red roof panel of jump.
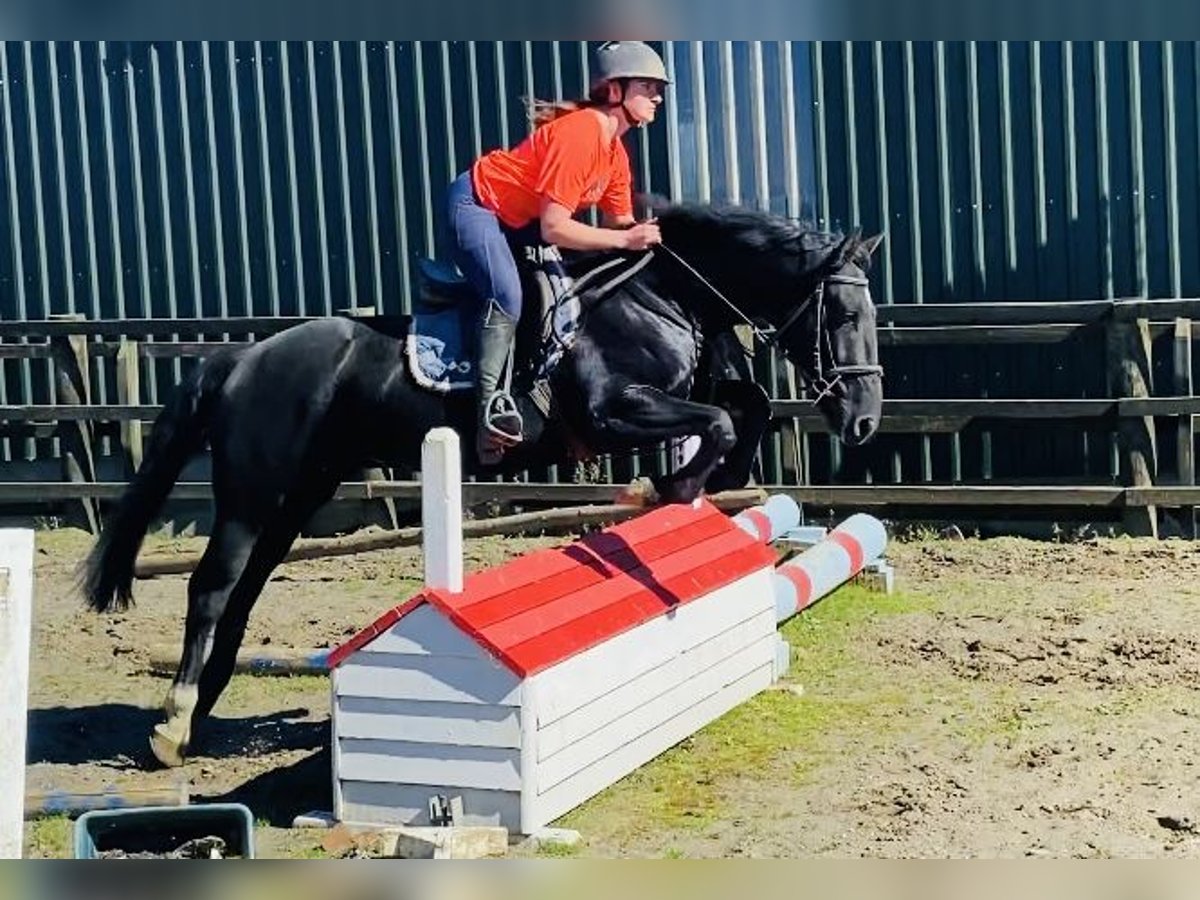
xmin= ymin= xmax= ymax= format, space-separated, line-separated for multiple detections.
xmin=326 ymin=499 xmax=776 ymax=676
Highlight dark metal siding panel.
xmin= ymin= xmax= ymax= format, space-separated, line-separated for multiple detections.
xmin=0 ymin=41 xmax=1194 ymax=489
xmin=809 ymin=42 xmax=1191 ymax=488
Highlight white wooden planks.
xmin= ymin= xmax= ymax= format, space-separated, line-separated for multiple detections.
xmin=336 ymin=652 xmax=520 ymax=706
xmin=338 ymin=737 xmax=522 ymax=792
xmin=338 ymin=781 xmax=521 ymax=829
xmin=531 ymin=568 xmax=775 ymax=724
xmin=536 ymin=634 xmax=777 ymax=789
xmin=356 ymin=603 xmax=491 ymax=659
xmin=535 ymin=611 xmax=776 ymax=760
xmin=335 ymin=695 xmax=521 ymax=748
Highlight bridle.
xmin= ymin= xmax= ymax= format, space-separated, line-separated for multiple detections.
xmin=769 ymin=271 xmax=884 ymax=402
xmin=658 ymin=243 xmax=884 ymax=404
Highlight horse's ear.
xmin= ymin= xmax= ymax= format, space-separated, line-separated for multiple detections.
xmin=852 ymin=232 xmax=885 ymax=269
xmin=832 ymin=229 xmax=861 ymax=268
xmin=861 ymin=232 xmax=885 ymax=257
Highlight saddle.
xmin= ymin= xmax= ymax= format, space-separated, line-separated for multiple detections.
xmin=405 ymin=244 xmax=651 ymax=408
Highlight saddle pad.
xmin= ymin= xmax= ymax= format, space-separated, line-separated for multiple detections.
xmin=406 ymin=305 xmax=476 ymax=393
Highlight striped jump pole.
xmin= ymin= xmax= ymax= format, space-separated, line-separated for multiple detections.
xmin=772 ymin=513 xmax=888 ymax=623
xmin=731 ymin=495 xmax=801 ymax=544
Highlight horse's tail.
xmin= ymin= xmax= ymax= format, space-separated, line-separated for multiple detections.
xmin=79 ymin=349 xmax=242 ymax=613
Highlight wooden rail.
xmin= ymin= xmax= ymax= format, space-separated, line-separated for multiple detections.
xmin=0 ymin=300 xmax=1196 ymax=535
xmin=0 ymin=478 xmax=1194 ymax=509
xmin=4 ymin=397 xmax=1199 ymax=432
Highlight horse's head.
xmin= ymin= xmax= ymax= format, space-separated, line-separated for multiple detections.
xmin=771 ymin=230 xmax=884 ymax=446
xmin=650 ymin=202 xmax=884 ymax=446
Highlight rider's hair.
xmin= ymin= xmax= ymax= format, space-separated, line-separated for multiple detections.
xmin=524 ymin=81 xmax=620 ymax=128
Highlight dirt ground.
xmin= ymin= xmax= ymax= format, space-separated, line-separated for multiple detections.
xmin=20 ymin=523 xmax=1200 ymax=858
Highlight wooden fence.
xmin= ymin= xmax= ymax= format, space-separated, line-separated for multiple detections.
xmin=1 ymin=299 xmax=1198 ymax=538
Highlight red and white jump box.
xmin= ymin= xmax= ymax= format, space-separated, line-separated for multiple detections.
xmin=325 ymin=500 xmax=778 ymax=835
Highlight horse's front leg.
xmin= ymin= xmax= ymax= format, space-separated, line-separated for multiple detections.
xmin=703 ymin=378 xmax=773 ymax=494
xmin=597 ymin=385 xmax=736 ymax=504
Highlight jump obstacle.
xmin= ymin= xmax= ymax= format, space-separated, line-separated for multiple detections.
xmin=325 ymin=428 xmax=890 ymax=834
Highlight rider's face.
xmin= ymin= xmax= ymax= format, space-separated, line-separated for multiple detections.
xmin=617 ymin=79 xmax=665 ymax=125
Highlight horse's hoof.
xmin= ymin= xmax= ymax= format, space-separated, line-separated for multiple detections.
xmin=615 ymin=477 xmax=659 ymax=507
xmin=149 ymin=726 xmax=187 ymax=768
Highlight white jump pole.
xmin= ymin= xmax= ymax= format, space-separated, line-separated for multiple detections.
xmin=731 ymin=494 xmax=801 ymax=544
xmin=772 ymin=513 xmax=887 ymax=623
xmin=0 ymin=529 xmax=34 ymax=859
xmin=421 ymin=428 xmax=464 ymax=594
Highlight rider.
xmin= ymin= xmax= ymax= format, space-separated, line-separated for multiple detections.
xmin=445 ymin=41 xmax=668 ymax=464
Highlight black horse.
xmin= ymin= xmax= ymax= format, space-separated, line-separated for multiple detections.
xmin=81 ymin=201 xmax=884 ymax=767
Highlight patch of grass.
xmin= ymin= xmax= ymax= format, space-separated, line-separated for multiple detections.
xmin=258 ymin=827 xmax=331 ymax=859
xmin=779 ymin=584 xmax=934 ymax=701
xmin=534 ymin=839 xmax=583 ymax=858
xmin=322 ymin=573 xmax=427 ymax=596
xmin=936 ymin=689 xmax=1036 ymax=749
xmin=791 ymin=585 xmax=1057 ymax=755
xmin=285 ymin=844 xmax=331 ymax=859
xmin=556 ymin=679 xmax=879 ymax=837
xmin=30 ymin=526 xmax=94 ymax=558
xmin=1079 ymin=683 xmax=1193 ymax=723
xmin=24 ymin=816 xmax=74 ymax=858
xmin=219 ymin=673 xmax=329 ymax=710
xmin=894 ymin=523 xmax=943 ymax=543
xmin=555 ymin=584 xmax=929 ymax=846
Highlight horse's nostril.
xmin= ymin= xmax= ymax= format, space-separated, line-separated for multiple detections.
xmin=855 ymin=416 xmax=876 ymax=441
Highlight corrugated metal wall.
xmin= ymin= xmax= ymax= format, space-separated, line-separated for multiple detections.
xmin=809 ymin=41 xmax=1200 ymax=486
xmin=0 ymin=41 xmax=1196 ymax=484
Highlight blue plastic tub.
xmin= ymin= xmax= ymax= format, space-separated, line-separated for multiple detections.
xmin=74 ymin=803 xmax=256 ymax=859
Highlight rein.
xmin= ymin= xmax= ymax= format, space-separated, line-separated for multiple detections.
xmin=659 ymin=241 xmax=883 ymax=404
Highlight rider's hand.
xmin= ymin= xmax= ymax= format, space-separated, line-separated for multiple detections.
xmin=621 ymin=220 xmax=662 ymax=251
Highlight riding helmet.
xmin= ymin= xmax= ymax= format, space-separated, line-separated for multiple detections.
xmin=590 ymin=41 xmax=670 ymax=92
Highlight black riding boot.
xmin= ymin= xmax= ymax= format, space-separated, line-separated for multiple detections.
xmin=476 ymin=300 xmax=524 ymax=465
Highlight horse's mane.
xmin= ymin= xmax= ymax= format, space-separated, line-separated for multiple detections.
xmin=647 ymin=198 xmax=847 ymax=265
xmin=562 ymin=199 xmax=861 ymax=293
xmin=645 ymin=199 xmax=860 ymax=291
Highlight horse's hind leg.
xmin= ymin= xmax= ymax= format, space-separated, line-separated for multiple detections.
xmin=192 ymin=476 xmax=339 ymax=724
xmin=152 ymin=514 xmax=260 ymax=767
xmin=152 ymin=476 xmax=338 ymax=767
xmin=188 ymin=525 xmax=299 ymax=725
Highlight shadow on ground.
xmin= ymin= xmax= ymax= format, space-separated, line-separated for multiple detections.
xmin=28 ymin=703 xmax=327 ymax=772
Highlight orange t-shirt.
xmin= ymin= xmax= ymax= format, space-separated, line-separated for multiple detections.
xmin=471 ymin=108 xmax=633 ymax=230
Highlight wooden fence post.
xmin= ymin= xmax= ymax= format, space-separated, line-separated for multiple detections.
xmin=48 ymin=314 xmax=99 ymax=534
xmin=1174 ymin=318 xmax=1195 ymax=537
xmin=116 ymin=338 xmax=144 ymax=476
xmin=1106 ymin=316 xmax=1158 ymax=538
